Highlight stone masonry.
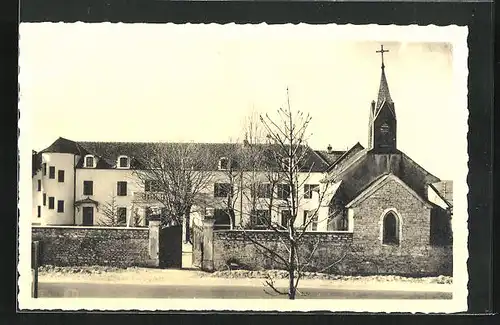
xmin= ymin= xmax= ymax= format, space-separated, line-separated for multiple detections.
xmin=212 ymin=230 xmax=353 ymax=273
xmin=198 ymin=177 xmax=452 ymax=276
xmin=348 ymin=178 xmax=452 ymax=275
xmin=32 ymin=226 xmax=155 ymax=267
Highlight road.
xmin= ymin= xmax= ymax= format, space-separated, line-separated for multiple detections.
xmin=38 ymin=282 xmax=452 ymax=299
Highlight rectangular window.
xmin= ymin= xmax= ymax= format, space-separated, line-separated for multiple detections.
xmin=251 ymin=210 xmax=271 ymax=228
xmin=145 ymin=206 xmax=152 ymax=226
xmin=117 ymin=181 xmax=128 ymax=196
xmin=311 ymin=215 xmax=318 ymax=231
xmin=281 ymin=210 xmax=291 ymax=228
xmin=119 ymin=157 xmax=128 ymax=168
xmin=303 ymin=210 xmax=318 ymax=231
xmin=57 ymin=200 xmax=64 ymax=213
xmin=58 ymin=170 xmax=65 ymax=183
xmin=213 ymin=209 xmax=235 ymax=230
xmin=277 ymin=184 xmax=291 ymax=200
xmin=49 ymin=166 xmax=55 ymax=179
xmin=43 ymin=163 xmax=47 ymax=176
xmin=48 ymin=197 xmax=55 ymax=210
xmin=85 ymin=156 xmax=94 ymax=168
xmin=37 ymin=180 xmax=41 ymax=191
xmin=144 ymin=180 xmax=161 ymax=192
xmin=214 ymin=183 xmax=232 ymax=198
xmin=37 ymin=206 xmax=41 ymax=218
xmin=43 ymin=193 xmax=46 ymax=206
xmin=304 ymin=184 xmax=319 ymax=199
xmin=327 ymin=208 xmax=348 ymax=231
xmin=83 ymin=181 xmax=93 ymax=195
xmin=219 ymin=158 xmax=229 ymax=170
xmin=117 ymin=207 xmax=127 ymax=225
xmin=255 ymin=183 xmax=272 ymax=198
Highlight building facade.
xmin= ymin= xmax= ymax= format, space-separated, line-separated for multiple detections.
xmin=31 ymin=139 xmax=333 ymax=231
xmin=31 ymin=57 xmax=453 ymax=251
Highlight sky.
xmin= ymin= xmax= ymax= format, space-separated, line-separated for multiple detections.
xmin=19 ymin=23 xmax=465 ymax=180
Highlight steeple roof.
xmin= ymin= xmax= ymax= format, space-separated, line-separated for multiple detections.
xmin=376 ymin=68 xmax=393 ymax=109
xmin=373 ymin=45 xmax=395 ymax=116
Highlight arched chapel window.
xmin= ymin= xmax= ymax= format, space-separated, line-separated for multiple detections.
xmin=382 ymin=211 xmax=400 ymax=245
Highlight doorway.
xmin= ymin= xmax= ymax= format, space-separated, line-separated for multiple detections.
xmin=82 ymin=207 xmax=94 ymax=226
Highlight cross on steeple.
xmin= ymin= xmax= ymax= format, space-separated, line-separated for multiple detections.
xmin=376 ymin=45 xmax=389 ymax=69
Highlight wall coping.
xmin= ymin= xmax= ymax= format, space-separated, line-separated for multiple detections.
xmin=213 ymin=229 xmax=353 ymax=235
xmin=32 ymin=225 xmax=149 ymax=231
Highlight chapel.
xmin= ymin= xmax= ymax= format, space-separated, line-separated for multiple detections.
xmin=324 ymin=45 xmax=453 ymax=247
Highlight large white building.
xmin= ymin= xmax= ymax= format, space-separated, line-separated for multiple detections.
xmin=32 ymin=137 xmax=343 ymax=231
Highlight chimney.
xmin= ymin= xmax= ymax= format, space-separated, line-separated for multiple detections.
xmin=327 ymin=144 xmax=333 ymax=154
xmin=371 ymin=100 xmax=376 ymax=113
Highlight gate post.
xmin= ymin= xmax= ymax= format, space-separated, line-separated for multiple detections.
xmin=31 ymin=241 xmax=40 ymax=298
xmin=148 ymin=215 xmax=161 ymax=267
xmin=201 ymin=216 xmax=216 ymax=272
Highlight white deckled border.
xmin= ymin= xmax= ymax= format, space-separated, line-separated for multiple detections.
xmin=18 ymin=23 xmax=469 ymax=312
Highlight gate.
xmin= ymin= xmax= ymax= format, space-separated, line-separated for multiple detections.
xmin=159 ymin=225 xmax=183 ymax=268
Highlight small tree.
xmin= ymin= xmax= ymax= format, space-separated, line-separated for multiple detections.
xmin=98 ymin=194 xmax=122 ymax=227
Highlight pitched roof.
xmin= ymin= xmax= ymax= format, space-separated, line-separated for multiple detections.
xmin=315 ymin=150 xmax=346 ymax=165
xmin=39 ymin=137 xmax=86 ymax=155
xmin=373 ymin=64 xmax=396 ymax=120
xmin=323 ymin=147 xmax=440 ymax=207
xmin=325 ymin=142 xmax=365 ymax=173
xmin=32 ymin=150 xmax=42 ymax=176
xmin=429 ymin=181 xmax=453 ymax=207
xmin=38 ymin=138 xmax=330 ymax=172
xmin=74 ymin=197 xmax=100 ymax=207
xmin=345 ymin=173 xmax=432 ymax=208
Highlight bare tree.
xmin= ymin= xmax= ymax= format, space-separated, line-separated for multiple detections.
xmin=133 ymin=143 xmax=216 ymax=242
xmin=229 ymin=90 xmax=345 ymax=299
xmin=213 ymin=112 xmax=274 ymax=230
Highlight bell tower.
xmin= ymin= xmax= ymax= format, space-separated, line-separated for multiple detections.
xmin=369 ymin=45 xmax=397 ymax=153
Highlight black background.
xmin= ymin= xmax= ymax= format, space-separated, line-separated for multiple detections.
xmin=0 ymin=0 xmax=495 ymax=324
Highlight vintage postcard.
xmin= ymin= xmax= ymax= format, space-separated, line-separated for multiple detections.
xmin=18 ymin=23 xmax=468 ymax=312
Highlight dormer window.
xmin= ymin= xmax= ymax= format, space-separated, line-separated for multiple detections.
xmin=118 ymin=155 xmax=130 ymax=169
xmin=84 ymin=155 xmax=95 ymax=168
xmin=218 ymin=157 xmax=229 ymax=171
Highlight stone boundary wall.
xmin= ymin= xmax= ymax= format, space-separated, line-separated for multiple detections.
xmin=32 ymin=226 xmax=154 ymax=267
xmin=211 ymin=229 xmax=452 ymax=276
xmin=212 ymin=230 xmax=354 ymax=273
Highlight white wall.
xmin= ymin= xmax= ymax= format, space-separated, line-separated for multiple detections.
xmin=75 ymin=168 xmax=145 ymax=226
xmin=32 ymin=169 xmax=42 ymax=225
xmin=201 ymin=171 xmax=328 ymax=230
xmin=32 ymin=155 xmax=331 ymax=231
xmin=427 ymin=185 xmax=450 ymax=210
xmin=33 ymin=153 xmax=78 ymax=225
